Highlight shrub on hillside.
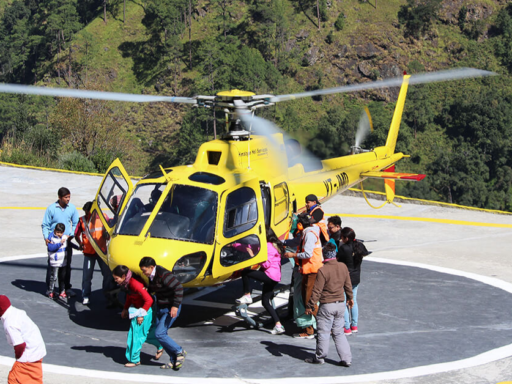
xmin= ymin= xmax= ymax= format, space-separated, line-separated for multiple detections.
xmin=335 ymin=13 xmax=345 ymax=31
xmin=58 ymin=151 xmax=97 ymax=173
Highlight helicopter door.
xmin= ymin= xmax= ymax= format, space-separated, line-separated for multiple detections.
xmin=212 ymin=178 xmax=268 ymax=278
xmin=85 ymin=159 xmax=133 ymax=261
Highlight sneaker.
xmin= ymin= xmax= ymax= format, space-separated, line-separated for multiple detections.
xmin=350 ymin=326 xmax=358 ymax=333
xmin=82 ymin=298 xmax=90 ymax=305
xmin=293 ymin=332 xmax=315 ymax=339
xmin=59 ymin=292 xmax=68 ymax=300
xmin=305 ymin=357 xmax=325 ymax=364
xmin=48 ymin=292 xmax=55 ymax=299
xmin=339 ymin=360 xmax=352 ymax=367
xmin=344 ymin=328 xmax=352 ymax=336
xmin=271 ymin=325 xmax=286 ymax=335
xmin=66 ymin=290 xmax=76 ymax=298
xmin=236 ymin=295 xmax=253 ymax=304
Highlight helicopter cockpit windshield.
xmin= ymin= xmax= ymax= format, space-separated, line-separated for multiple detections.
xmin=116 ymin=183 xmax=218 ymax=244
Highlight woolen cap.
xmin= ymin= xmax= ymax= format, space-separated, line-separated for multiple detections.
xmin=305 ymin=194 xmax=318 ymax=203
xmin=0 ymin=295 xmax=11 ymax=317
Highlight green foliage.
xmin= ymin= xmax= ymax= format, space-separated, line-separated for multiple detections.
xmin=319 ymin=0 xmax=328 ymax=22
xmin=494 ymin=5 xmax=512 ymax=71
xmin=397 ymin=0 xmax=442 ymax=39
xmin=326 ymin=30 xmax=334 ymax=44
xmin=58 ymin=151 xmax=98 ymax=172
xmin=334 ymin=12 xmax=345 ymax=31
xmin=458 ymin=6 xmax=467 ymax=31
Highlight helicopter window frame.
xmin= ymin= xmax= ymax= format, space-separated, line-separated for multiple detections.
xmin=223 ymin=187 xmax=258 ymax=238
xmin=97 ymin=167 xmax=128 ymax=227
xmin=273 ymin=182 xmax=289 ymax=226
xmin=219 ymin=234 xmax=261 ymax=267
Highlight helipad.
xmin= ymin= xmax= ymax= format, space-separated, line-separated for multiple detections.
xmin=1 ymin=164 xmax=511 ymax=384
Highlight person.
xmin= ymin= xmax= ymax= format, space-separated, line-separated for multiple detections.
xmin=236 ymin=227 xmax=286 ymax=335
xmin=41 ymin=187 xmax=79 ymax=297
xmin=0 ymin=295 xmax=47 ymax=384
xmin=305 ymin=194 xmax=329 ymax=244
xmin=112 ymin=265 xmax=163 ymax=368
xmin=46 ymin=223 xmax=68 ymax=299
xmin=139 ymin=256 xmax=186 ymax=370
xmin=337 ymin=227 xmax=369 ymax=335
xmin=304 ymin=242 xmax=353 ymax=366
xmin=327 ymin=216 xmax=342 ymax=244
xmin=75 ymin=201 xmax=115 ymax=306
xmin=284 ymin=213 xmax=323 ymax=339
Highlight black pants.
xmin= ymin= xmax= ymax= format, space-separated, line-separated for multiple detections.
xmin=48 ymin=266 xmax=66 ymax=294
xmin=45 ymin=243 xmax=73 ymax=291
xmin=242 ymin=269 xmax=279 ymax=324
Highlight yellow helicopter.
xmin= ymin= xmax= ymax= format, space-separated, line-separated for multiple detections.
xmin=0 ymin=68 xmax=494 ymax=287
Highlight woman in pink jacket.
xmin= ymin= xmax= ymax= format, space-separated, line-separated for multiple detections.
xmin=236 ymin=227 xmax=285 ymax=335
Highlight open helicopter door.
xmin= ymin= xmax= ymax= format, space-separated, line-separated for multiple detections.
xmin=212 ymin=178 xmax=268 ymax=278
xmin=85 ymin=159 xmax=133 ymax=263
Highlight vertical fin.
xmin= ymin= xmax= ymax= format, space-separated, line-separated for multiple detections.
xmin=385 ymin=75 xmax=411 ymax=155
xmin=384 ymin=165 xmax=396 ymax=204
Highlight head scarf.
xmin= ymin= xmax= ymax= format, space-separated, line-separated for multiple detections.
xmin=119 ymin=270 xmax=133 ymax=289
xmin=0 ymin=295 xmax=11 ymax=317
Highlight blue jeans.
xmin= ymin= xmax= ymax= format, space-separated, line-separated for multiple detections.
xmin=82 ymin=255 xmax=113 ymax=299
xmin=155 ymin=306 xmax=183 ymax=363
xmin=344 ymin=284 xmax=359 ymax=328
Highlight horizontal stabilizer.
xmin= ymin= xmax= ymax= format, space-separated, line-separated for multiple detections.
xmin=361 ymin=171 xmax=426 ymax=181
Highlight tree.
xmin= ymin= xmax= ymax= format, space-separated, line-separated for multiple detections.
xmin=397 ymin=0 xmax=442 ymax=39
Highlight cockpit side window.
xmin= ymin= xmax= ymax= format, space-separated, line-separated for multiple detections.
xmin=223 ymin=187 xmax=258 ymax=238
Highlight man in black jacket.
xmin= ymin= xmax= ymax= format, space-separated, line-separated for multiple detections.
xmin=140 ymin=257 xmax=185 ymax=370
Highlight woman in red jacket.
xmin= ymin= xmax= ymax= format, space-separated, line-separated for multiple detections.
xmin=112 ymin=265 xmax=163 ymax=367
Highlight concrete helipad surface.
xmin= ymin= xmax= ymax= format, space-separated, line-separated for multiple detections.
xmin=1 ymin=164 xmax=512 ymax=384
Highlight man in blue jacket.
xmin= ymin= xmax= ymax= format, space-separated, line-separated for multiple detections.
xmin=42 ymin=187 xmax=79 ymax=297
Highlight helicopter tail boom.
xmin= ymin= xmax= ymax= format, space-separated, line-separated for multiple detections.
xmin=384 ymin=74 xmax=411 ymax=156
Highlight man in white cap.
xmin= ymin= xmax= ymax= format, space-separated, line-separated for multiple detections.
xmin=0 ymin=295 xmax=46 ymax=383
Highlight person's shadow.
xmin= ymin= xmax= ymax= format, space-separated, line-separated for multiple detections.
xmin=261 ymin=340 xmax=339 ymax=365
xmin=71 ymin=345 xmax=161 ymax=366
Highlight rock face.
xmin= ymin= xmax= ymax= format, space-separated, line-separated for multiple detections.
xmin=356 ymin=42 xmax=379 ymax=59
xmin=439 ymin=0 xmax=495 ymax=25
xmin=296 ymin=29 xmax=310 ymax=41
xmin=304 ymin=46 xmax=321 ymax=66
xmin=358 ymin=61 xmax=372 ymax=77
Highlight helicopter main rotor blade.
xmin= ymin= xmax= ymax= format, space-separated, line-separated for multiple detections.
xmin=269 ymin=68 xmax=495 ymax=103
xmin=0 ymin=83 xmax=198 ymax=104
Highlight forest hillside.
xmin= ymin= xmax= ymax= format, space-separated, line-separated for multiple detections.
xmin=0 ymin=0 xmax=511 ymax=211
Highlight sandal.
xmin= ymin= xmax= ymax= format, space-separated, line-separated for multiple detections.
xmin=155 ymin=348 xmax=164 ymax=360
xmin=173 ymin=350 xmax=187 ymax=370
xmin=125 ymin=362 xmax=140 ymax=368
xmin=160 ymin=362 xmax=174 ymax=369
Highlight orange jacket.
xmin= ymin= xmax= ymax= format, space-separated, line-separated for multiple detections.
xmin=295 ymin=226 xmax=323 ymax=274
xmin=75 ymin=215 xmax=106 ymax=256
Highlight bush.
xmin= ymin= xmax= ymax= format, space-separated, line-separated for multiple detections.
xmin=58 ymin=151 xmax=97 ymax=173
xmin=326 ymin=30 xmax=334 ymax=44
xmin=334 ymin=13 xmax=345 ymax=31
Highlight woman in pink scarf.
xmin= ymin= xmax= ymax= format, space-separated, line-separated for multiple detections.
xmin=236 ymin=227 xmax=286 ymax=335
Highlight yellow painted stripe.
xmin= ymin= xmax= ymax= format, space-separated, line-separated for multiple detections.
xmin=0 ymin=207 xmax=85 ymax=211
xmin=0 ymin=161 xmax=142 ymax=179
xmin=326 ymin=213 xmax=512 ymax=228
xmin=348 ymin=188 xmax=512 ymax=215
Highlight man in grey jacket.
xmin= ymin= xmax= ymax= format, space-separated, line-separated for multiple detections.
xmin=304 ymin=242 xmax=354 ymax=366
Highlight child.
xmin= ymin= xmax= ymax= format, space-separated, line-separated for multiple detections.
xmin=47 ymin=223 xmax=68 ymax=299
